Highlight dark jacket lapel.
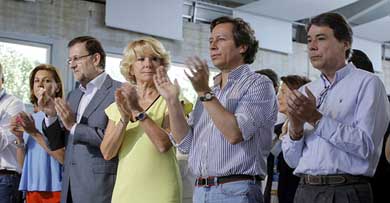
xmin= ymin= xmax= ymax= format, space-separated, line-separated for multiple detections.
xmin=81 ymin=75 xmax=114 ymax=120
xmin=68 ymin=88 xmax=84 ymax=113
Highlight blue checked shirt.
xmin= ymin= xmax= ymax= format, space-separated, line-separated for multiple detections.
xmin=282 ymin=63 xmax=390 ymax=177
xmin=171 ymin=64 xmax=278 ymax=177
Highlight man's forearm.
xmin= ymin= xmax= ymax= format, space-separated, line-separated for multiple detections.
xmin=166 ymin=97 xmax=190 ymax=143
xmin=202 ymin=99 xmax=243 ymax=144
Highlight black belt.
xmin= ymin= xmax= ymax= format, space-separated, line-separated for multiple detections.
xmin=0 ymin=169 xmax=19 ymax=176
xmin=300 ymin=174 xmax=370 ymax=185
xmin=195 ymin=174 xmax=263 ymax=187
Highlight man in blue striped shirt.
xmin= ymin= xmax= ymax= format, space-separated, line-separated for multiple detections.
xmin=282 ymin=12 xmax=390 ymax=203
xmin=154 ymin=16 xmax=278 ymax=203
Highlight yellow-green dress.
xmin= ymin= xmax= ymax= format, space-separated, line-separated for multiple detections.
xmin=105 ymin=96 xmax=191 ymax=203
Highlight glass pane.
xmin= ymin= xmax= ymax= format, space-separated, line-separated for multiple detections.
xmin=0 ymin=40 xmax=49 ymax=103
xmin=104 ymin=56 xmax=220 ymax=104
xmin=105 ymin=54 xmax=126 ymax=82
xmin=168 ymin=63 xmax=219 ymax=104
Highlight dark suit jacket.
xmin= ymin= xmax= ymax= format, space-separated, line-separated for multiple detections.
xmin=44 ymin=75 xmax=122 ymax=203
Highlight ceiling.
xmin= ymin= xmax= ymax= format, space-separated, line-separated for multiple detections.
xmin=209 ymin=0 xmax=390 ymax=43
xmin=87 ymin=0 xmax=390 ymax=43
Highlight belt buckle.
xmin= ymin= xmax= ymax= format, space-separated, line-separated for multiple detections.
xmin=307 ymin=175 xmax=322 ymax=185
xmin=205 ymin=177 xmax=214 ymax=187
xmin=329 ymin=175 xmax=346 ymax=184
xmin=197 ymin=177 xmax=213 ymax=187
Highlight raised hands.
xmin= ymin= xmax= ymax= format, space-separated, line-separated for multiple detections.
xmin=286 ymin=87 xmax=322 ymax=139
xmin=120 ymin=83 xmax=143 ymax=113
xmin=115 ymin=83 xmax=144 ymax=122
xmin=10 ymin=112 xmax=40 ymax=139
xmin=54 ymin=98 xmax=76 ymax=131
xmin=153 ymin=66 xmax=180 ymax=101
xmin=36 ymin=87 xmax=57 ymax=117
xmin=184 ymin=56 xmax=211 ymax=94
xmin=10 ymin=115 xmax=25 ymax=139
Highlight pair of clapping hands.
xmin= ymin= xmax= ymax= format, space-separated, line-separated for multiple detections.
xmin=115 ymin=83 xmax=143 ymax=123
xmin=10 ymin=112 xmax=37 ymax=139
xmin=285 ymin=87 xmax=322 ymax=140
xmin=10 ymin=87 xmax=50 ymax=138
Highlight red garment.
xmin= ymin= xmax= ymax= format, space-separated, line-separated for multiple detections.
xmin=26 ymin=191 xmax=61 ymax=203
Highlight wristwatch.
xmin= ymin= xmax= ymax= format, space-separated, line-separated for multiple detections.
xmin=135 ymin=112 xmax=148 ymax=121
xmin=199 ymin=91 xmax=215 ymax=102
xmin=13 ymin=139 xmax=25 ymax=148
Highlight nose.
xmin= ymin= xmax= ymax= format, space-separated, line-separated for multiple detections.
xmin=209 ymin=40 xmax=217 ymax=51
xmin=37 ymin=80 xmax=44 ymax=88
xmin=308 ymin=39 xmax=317 ymax=51
xmin=68 ymin=61 xmax=77 ymax=70
xmin=143 ymin=57 xmax=152 ymax=67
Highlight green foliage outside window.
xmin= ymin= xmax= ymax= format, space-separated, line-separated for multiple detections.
xmin=0 ymin=44 xmax=38 ymax=103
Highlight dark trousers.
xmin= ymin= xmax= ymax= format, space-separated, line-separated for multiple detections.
xmin=294 ymin=182 xmax=373 ymax=203
xmin=0 ymin=174 xmax=22 ymax=203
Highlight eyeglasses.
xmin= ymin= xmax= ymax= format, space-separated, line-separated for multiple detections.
xmin=67 ymin=53 xmax=93 ymax=65
xmin=316 ymin=85 xmax=330 ymax=109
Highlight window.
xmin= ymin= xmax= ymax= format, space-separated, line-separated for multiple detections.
xmin=104 ymin=55 xmax=219 ymax=104
xmin=168 ymin=63 xmax=219 ymax=103
xmin=105 ymin=54 xmax=126 ymax=82
xmin=0 ymin=39 xmax=50 ymax=103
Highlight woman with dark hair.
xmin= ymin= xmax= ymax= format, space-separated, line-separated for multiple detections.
xmin=274 ymin=75 xmax=310 ymax=203
xmin=10 ymin=64 xmax=64 ymax=203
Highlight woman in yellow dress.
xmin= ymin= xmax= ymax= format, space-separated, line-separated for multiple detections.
xmin=100 ymin=37 xmax=190 ymax=203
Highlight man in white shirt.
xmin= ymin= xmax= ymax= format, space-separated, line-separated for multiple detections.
xmin=42 ymin=36 xmax=122 ymax=203
xmin=0 ymin=63 xmax=25 ymax=203
xmin=282 ymin=12 xmax=390 ymax=203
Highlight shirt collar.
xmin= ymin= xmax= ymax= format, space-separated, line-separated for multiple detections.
xmin=320 ymin=63 xmax=354 ymax=88
xmin=79 ymin=72 xmax=107 ymax=93
xmin=213 ymin=64 xmax=250 ymax=87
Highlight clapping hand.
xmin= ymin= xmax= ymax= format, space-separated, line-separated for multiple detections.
xmin=120 ymin=83 xmax=143 ymax=113
xmin=37 ymin=87 xmax=57 ymax=117
xmin=54 ymin=98 xmax=76 ymax=131
xmin=153 ymin=66 xmax=180 ymax=102
xmin=10 ymin=115 xmax=24 ymax=139
xmin=184 ymin=56 xmax=211 ymax=94
xmin=17 ymin=112 xmax=39 ymax=135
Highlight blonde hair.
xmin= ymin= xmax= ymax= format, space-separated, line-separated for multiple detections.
xmin=120 ymin=37 xmax=170 ymax=83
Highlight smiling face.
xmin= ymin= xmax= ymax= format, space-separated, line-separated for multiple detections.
xmin=307 ymin=25 xmax=350 ymax=74
xmin=33 ymin=70 xmax=59 ymax=99
xmin=209 ymin=23 xmax=247 ymax=72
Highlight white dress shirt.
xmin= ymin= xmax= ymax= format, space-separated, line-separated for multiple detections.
xmin=0 ymin=89 xmax=25 ymax=173
xmin=45 ymin=72 xmax=107 ymax=135
xmin=282 ymin=63 xmax=390 ymax=177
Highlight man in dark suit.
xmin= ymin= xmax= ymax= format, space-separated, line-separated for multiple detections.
xmin=43 ymin=36 xmax=121 ymax=203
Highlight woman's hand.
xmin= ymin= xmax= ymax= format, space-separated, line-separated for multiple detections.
xmin=37 ymin=88 xmax=57 ymax=117
xmin=120 ymin=83 xmax=143 ymax=113
xmin=18 ymin=112 xmax=39 ymax=135
xmin=154 ymin=66 xmax=180 ymax=102
xmin=10 ymin=115 xmax=24 ymax=139
xmin=115 ymin=89 xmax=131 ymax=123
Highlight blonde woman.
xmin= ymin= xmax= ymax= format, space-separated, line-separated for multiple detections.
xmin=101 ymin=37 xmax=191 ymax=203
